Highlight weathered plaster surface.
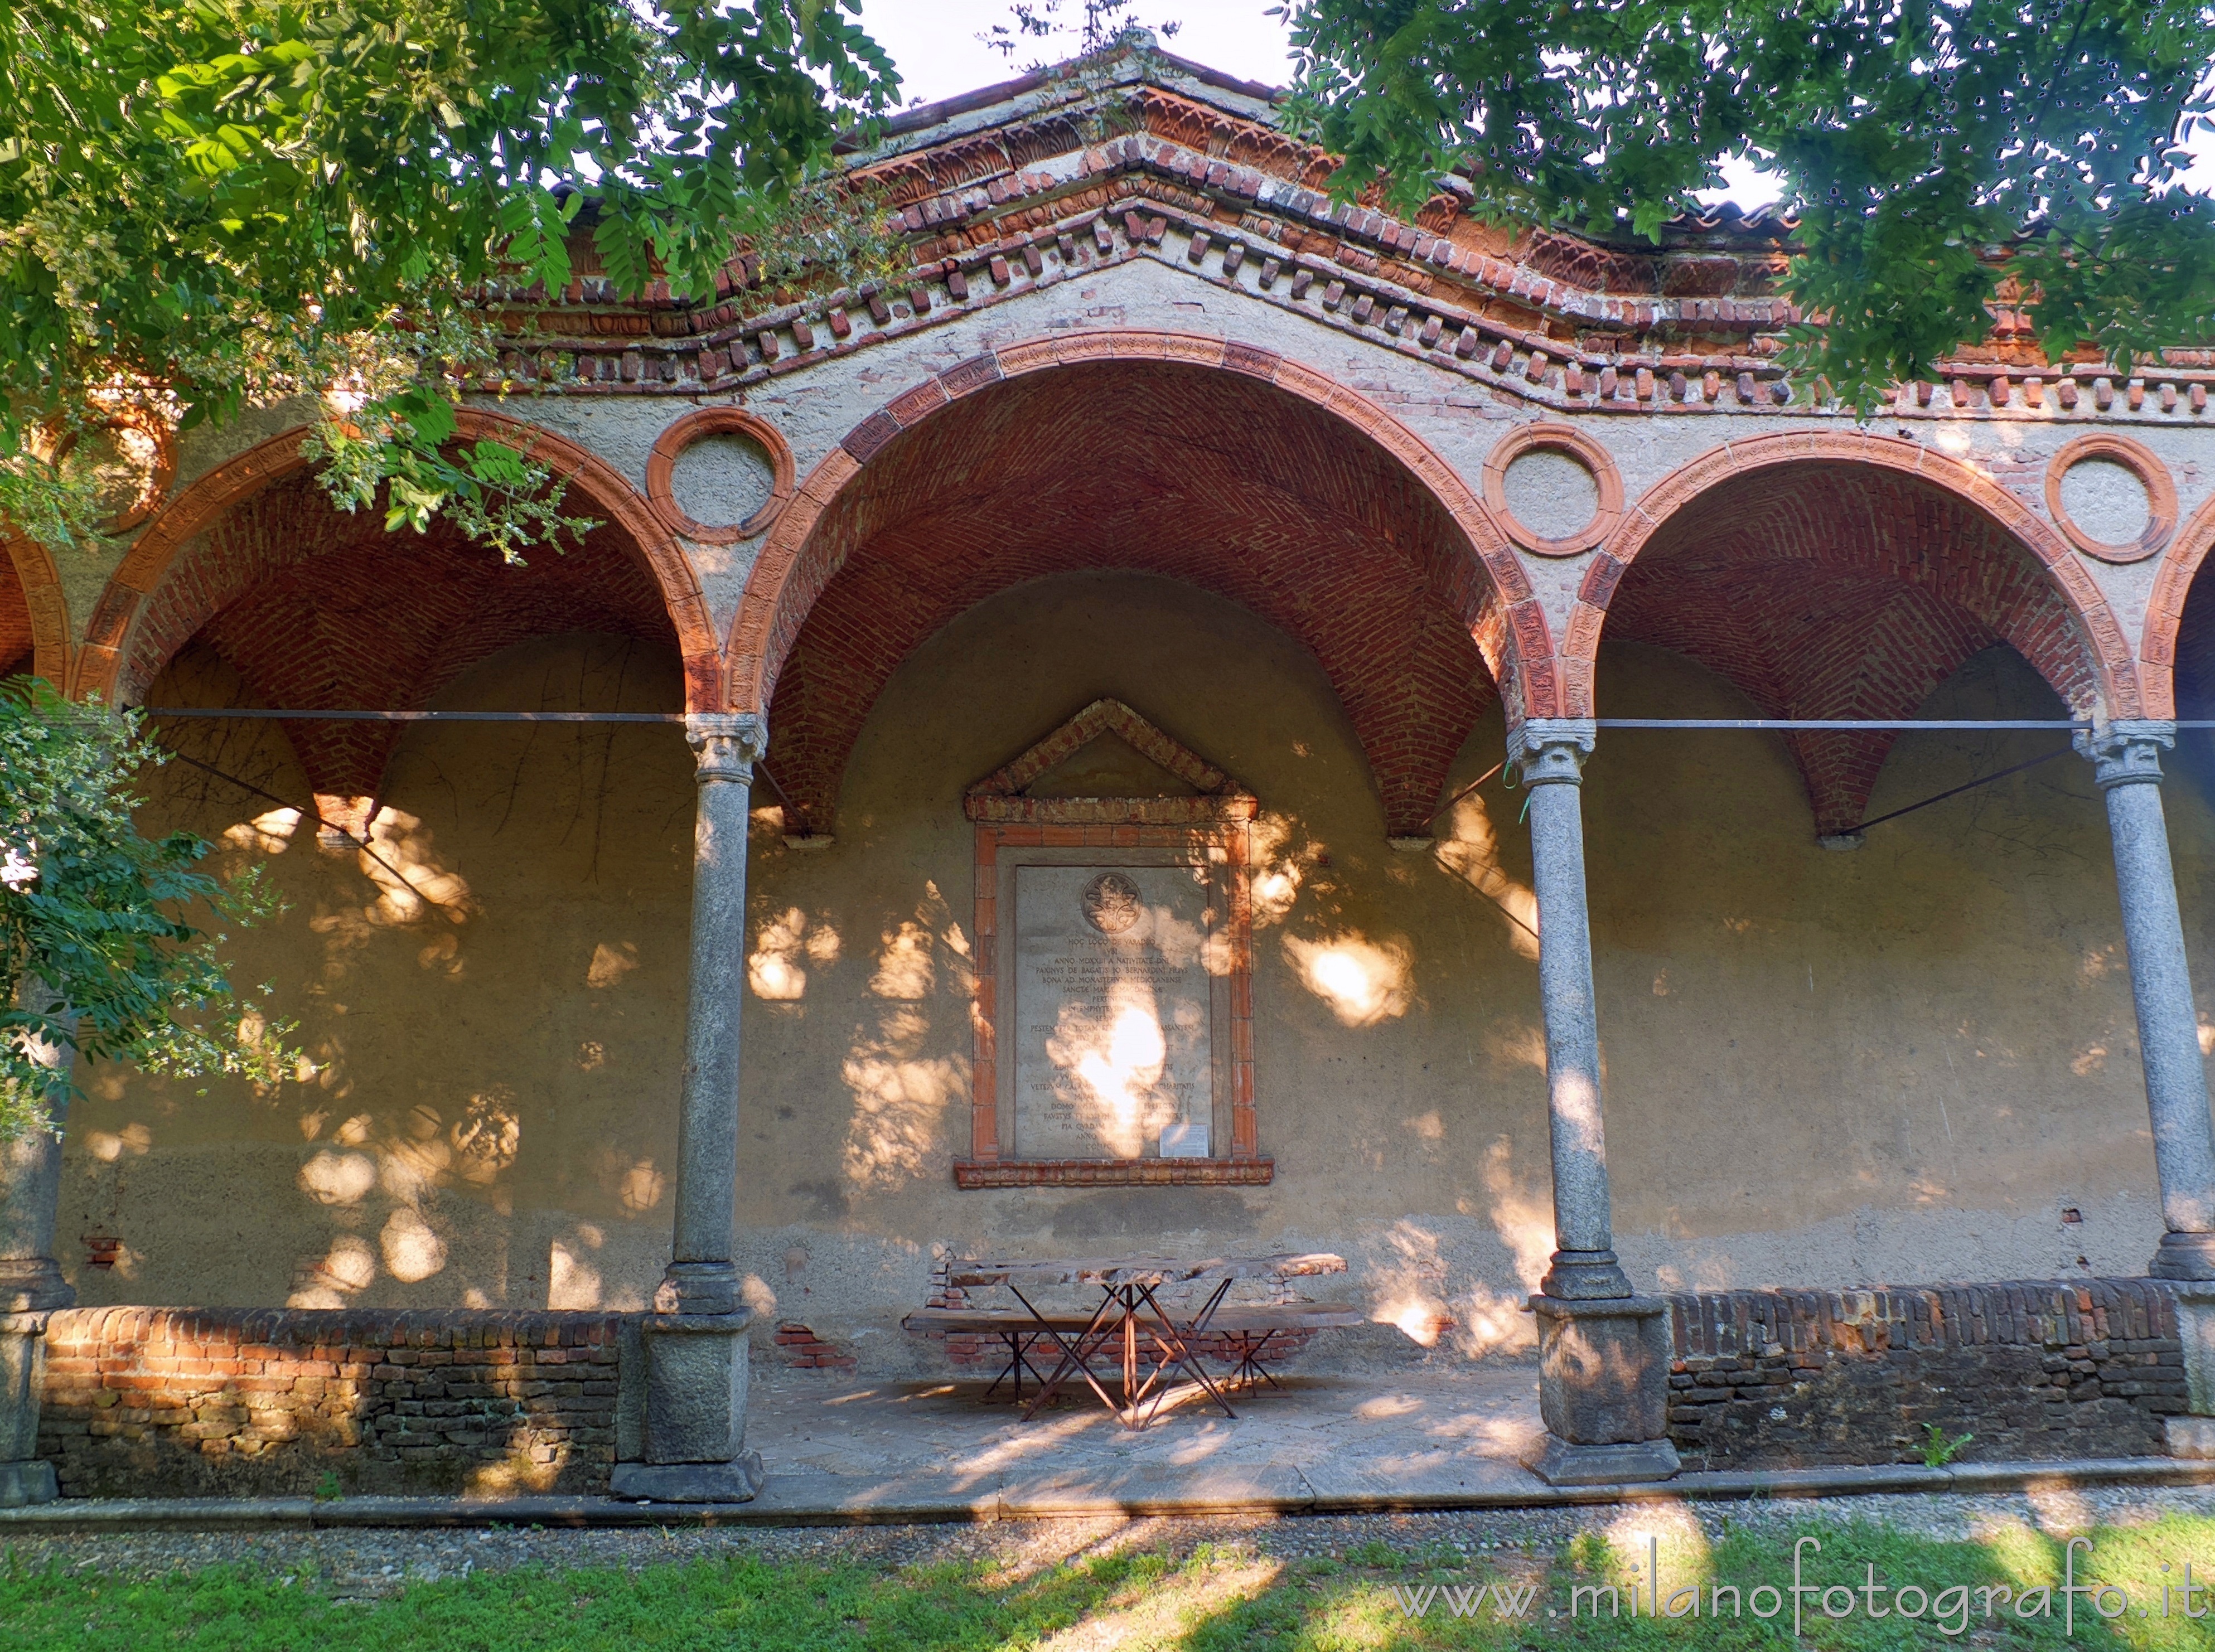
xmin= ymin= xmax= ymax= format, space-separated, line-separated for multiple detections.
xmin=57 ymin=575 xmax=2205 ymax=1370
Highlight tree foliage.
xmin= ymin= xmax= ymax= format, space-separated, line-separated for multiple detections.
xmin=980 ymin=0 xmax=1183 ymax=67
xmin=0 ymin=681 xmax=298 ymax=1140
xmin=1283 ymin=0 xmax=2215 ymax=405
xmin=0 ymin=0 xmax=901 ymax=554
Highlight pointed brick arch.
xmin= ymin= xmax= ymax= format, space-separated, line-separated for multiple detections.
xmin=725 ymin=330 xmax=1550 ymax=838
xmin=2140 ymin=490 xmax=2215 ymax=719
xmin=79 ymin=407 xmax=720 ymax=710
xmin=1561 ymin=430 xmax=2137 ymax=836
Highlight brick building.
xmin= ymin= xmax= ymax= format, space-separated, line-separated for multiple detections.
xmin=6 ymin=41 xmax=2215 ymax=1499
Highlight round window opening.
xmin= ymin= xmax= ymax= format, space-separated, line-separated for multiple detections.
xmin=2042 ymin=434 xmax=2175 ymax=564
xmin=1480 ymin=423 xmax=1624 ymax=557
xmin=644 ymin=406 xmax=796 ymax=544
xmin=670 ymin=432 xmax=778 ymax=534
xmin=1501 ymin=448 xmax=1600 ymax=545
xmin=41 ymin=413 xmax=174 ymax=533
xmin=2057 ymin=459 xmax=2150 ymax=548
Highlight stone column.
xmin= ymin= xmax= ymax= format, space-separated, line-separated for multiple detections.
xmin=0 ymin=994 xmax=76 ymax=1507
xmin=2081 ymin=724 xmax=2215 ymax=1280
xmin=2079 ymin=722 xmax=2215 ymax=1458
xmin=1508 ymin=720 xmax=1679 ymax=1486
xmin=611 ymin=712 xmax=767 ymax=1503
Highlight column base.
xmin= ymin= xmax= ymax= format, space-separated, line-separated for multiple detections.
xmin=1522 ymin=1435 xmax=1682 ymax=1487
xmin=2150 ymin=1232 xmax=2215 ymax=1281
xmin=1539 ymin=1249 xmax=1634 ymax=1300
xmin=2172 ymin=1281 xmax=2215 ymax=1415
xmin=0 ymin=1260 xmax=72 ymax=1315
xmin=1531 ymin=1293 xmax=1676 ymax=1481
xmin=611 ymin=1452 xmax=764 ymax=1504
xmin=636 ymin=1310 xmax=755 ymax=1466
xmin=0 ymin=1460 xmax=57 ymax=1508
xmin=2167 ymin=1417 xmax=2215 ymax=1460
xmin=654 ymin=1261 xmax=742 ymax=1315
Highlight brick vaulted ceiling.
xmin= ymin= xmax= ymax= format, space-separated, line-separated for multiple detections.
xmin=765 ymin=360 xmax=1501 ymax=839
xmin=1603 ymin=462 xmax=2096 ymax=836
xmin=147 ymin=469 xmax=678 ymax=804
xmin=0 ymin=556 xmax=32 ymax=677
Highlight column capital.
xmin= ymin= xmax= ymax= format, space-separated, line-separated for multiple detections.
xmin=2077 ymin=719 xmax=2174 ymax=789
xmin=1508 ymin=718 xmax=1597 ymax=786
xmin=685 ymin=712 xmax=767 ymax=783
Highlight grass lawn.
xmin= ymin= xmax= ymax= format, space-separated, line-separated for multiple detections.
xmin=7 ymin=1514 xmax=2215 ymax=1649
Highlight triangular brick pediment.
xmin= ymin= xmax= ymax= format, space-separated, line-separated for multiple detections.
xmin=1025 ymin=732 xmax=1197 ymax=800
xmin=965 ymin=699 xmax=1255 ymax=825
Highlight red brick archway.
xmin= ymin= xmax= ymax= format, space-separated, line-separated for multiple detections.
xmin=2140 ymin=490 xmax=2215 ymax=720
xmin=726 ymin=331 xmax=1547 ymax=839
xmin=81 ymin=407 xmax=720 ymax=710
xmin=0 ymin=528 xmax=67 ymax=685
xmin=1563 ymin=432 xmax=2137 ymax=837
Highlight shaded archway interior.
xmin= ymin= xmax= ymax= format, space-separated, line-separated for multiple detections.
xmin=1599 ymin=461 xmax=2101 ymax=836
xmin=0 ymin=554 xmax=31 ymax=677
xmin=2171 ymin=560 xmax=2215 ymax=803
xmin=129 ymin=469 xmax=680 ymax=807
xmin=765 ymin=360 xmax=1501 ymax=838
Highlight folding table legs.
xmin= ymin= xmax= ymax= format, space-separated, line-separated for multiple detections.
xmin=979 ymin=1330 xmax=1052 ymax=1402
xmin=1017 ymin=1287 xmax=1123 ymax=1422
xmin=1128 ymin=1281 xmax=1237 ymax=1425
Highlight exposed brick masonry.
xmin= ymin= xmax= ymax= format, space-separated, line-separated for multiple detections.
xmin=137 ymin=471 xmax=680 ymax=805
xmin=762 ymin=357 xmax=1498 ymax=839
xmin=25 ymin=1284 xmax=2191 ymax=1496
xmin=37 ymin=1306 xmax=628 ymax=1499
xmin=1602 ymin=462 xmax=2099 ymax=834
xmin=1666 ymin=1280 xmax=2183 ymax=1470
xmin=772 ymin=1324 xmax=858 ymax=1373
xmin=0 ymin=553 xmax=32 ymax=678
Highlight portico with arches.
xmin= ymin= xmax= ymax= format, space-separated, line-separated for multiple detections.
xmin=7 ymin=43 xmax=2215 ymax=1507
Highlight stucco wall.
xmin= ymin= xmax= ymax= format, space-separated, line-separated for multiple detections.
xmin=62 ymin=632 xmax=695 ymax=1315
xmin=55 ymin=574 xmax=2212 ymax=1371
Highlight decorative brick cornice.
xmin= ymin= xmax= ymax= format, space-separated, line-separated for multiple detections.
xmin=462 ymin=69 xmax=2215 ymax=423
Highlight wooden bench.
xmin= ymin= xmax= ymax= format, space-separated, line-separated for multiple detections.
xmin=902 ymin=1304 xmax=1363 ymax=1399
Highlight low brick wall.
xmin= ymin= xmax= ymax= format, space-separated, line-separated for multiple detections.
xmin=37 ymin=1307 xmax=632 ymax=1499
xmin=1666 ymin=1279 xmax=2185 ymax=1470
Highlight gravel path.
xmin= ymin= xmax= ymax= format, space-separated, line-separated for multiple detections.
xmin=8 ymin=1485 xmax=2215 ymax=1602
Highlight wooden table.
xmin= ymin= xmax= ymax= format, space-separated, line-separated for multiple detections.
xmin=947 ymin=1252 xmax=1348 ymax=1428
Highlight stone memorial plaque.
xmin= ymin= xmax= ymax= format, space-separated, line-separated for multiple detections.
xmin=1013 ymin=864 xmax=1215 ymax=1159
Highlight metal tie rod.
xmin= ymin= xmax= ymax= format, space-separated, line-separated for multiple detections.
xmin=138 ymin=710 xmax=2215 ymax=731
xmin=1601 ymin=719 xmax=2215 ymax=730
xmin=146 ymin=708 xmax=685 ymax=723
xmin=1596 ymin=718 xmax=2089 ymax=730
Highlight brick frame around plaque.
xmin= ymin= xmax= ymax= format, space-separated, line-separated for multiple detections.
xmin=957 ymin=700 xmax=1268 ymax=1189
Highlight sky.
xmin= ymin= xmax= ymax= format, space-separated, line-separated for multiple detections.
xmin=857 ymin=1 xmax=1298 ymax=106
xmin=853 ymin=0 xmax=2211 ymax=207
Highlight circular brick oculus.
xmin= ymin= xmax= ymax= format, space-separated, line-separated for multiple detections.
xmin=1481 ymin=423 xmax=1623 ymax=556
xmin=2045 ymin=433 xmax=2175 ymax=564
xmin=646 ymin=406 xmax=795 ymax=545
xmin=43 ymin=408 xmax=176 ymax=534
